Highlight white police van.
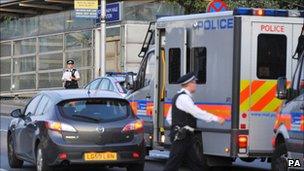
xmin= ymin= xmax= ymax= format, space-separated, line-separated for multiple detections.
xmin=126 ymin=8 xmax=304 ymax=169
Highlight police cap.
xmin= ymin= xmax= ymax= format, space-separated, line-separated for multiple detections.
xmin=67 ymin=60 xmax=74 ymax=64
xmin=177 ymin=72 xmax=197 ymax=85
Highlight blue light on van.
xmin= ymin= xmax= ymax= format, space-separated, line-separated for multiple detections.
xmin=233 ymin=8 xmax=253 ymax=15
xmin=264 ymin=9 xmax=276 ymax=16
xmin=274 ymin=9 xmax=289 ymax=17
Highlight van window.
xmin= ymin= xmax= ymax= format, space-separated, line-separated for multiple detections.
xmin=169 ymin=48 xmax=181 ymax=84
xmin=145 ymin=52 xmax=155 ymax=86
xmin=257 ymin=34 xmax=287 ymax=79
xmin=192 ymin=47 xmax=207 ymax=84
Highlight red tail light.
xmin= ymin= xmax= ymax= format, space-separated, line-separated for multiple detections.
xmin=122 ymin=120 xmax=144 ymax=133
xmin=238 ymin=135 xmax=248 ymax=148
xmin=132 ymin=152 xmax=140 ymax=158
xmin=45 ymin=121 xmax=77 ymax=133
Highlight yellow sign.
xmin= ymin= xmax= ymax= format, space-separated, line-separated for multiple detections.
xmin=74 ymin=0 xmax=98 ymax=10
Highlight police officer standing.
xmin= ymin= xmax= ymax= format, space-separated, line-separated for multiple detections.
xmin=62 ymin=60 xmax=80 ymax=89
xmin=164 ymin=72 xmax=225 ymax=171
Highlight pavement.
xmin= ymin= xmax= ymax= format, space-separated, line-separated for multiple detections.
xmin=0 ymin=103 xmax=271 ymax=171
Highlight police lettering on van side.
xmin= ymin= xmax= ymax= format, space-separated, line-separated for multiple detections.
xmin=193 ymin=18 xmax=234 ymax=30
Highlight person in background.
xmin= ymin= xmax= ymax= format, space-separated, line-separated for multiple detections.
xmin=62 ymin=60 xmax=80 ymax=89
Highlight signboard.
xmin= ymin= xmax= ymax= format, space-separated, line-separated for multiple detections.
xmin=97 ymin=2 xmax=121 ymax=22
xmin=206 ymin=0 xmax=228 ymax=13
xmin=75 ymin=0 xmax=98 ymax=18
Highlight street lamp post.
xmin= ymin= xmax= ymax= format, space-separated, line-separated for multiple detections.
xmin=100 ymin=0 xmax=106 ymax=76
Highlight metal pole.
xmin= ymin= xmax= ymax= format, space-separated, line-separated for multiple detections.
xmin=100 ymin=0 xmax=106 ymax=76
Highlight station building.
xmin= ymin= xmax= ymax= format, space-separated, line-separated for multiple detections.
xmin=0 ymin=0 xmax=183 ymax=96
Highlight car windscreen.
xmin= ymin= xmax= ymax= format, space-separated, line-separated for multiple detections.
xmin=58 ymin=98 xmax=131 ymax=122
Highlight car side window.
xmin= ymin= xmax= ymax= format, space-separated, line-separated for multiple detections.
xmin=24 ymin=95 xmax=43 ymax=116
xmin=35 ymin=96 xmax=50 ymax=116
xmin=86 ymin=79 xmax=101 ymax=90
xmin=109 ymin=82 xmax=115 ymax=91
xmin=99 ymin=79 xmax=110 ymax=90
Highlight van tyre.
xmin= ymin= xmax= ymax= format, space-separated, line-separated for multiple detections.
xmin=36 ymin=144 xmax=54 ymax=171
xmin=126 ymin=163 xmax=144 ymax=171
xmin=272 ymin=143 xmax=288 ymax=171
xmin=7 ymin=135 xmax=23 ymax=168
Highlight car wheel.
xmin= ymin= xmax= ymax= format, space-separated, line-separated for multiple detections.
xmin=7 ymin=135 xmax=23 ymax=168
xmin=126 ymin=163 xmax=144 ymax=171
xmin=271 ymin=143 xmax=288 ymax=171
xmin=36 ymin=144 xmax=53 ymax=171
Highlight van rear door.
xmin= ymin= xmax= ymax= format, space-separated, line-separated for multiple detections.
xmin=247 ymin=19 xmax=294 ymax=156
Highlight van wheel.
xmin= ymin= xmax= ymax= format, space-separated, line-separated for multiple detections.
xmin=126 ymin=163 xmax=144 ymax=171
xmin=7 ymin=135 xmax=23 ymax=168
xmin=36 ymin=144 xmax=54 ymax=171
xmin=271 ymin=143 xmax=288 ymax=171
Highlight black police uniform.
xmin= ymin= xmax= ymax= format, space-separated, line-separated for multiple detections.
xmin=63 ymin=60 xmax=79 ymax=89
xmin=164 ymin=72 xmax=205 ymax=171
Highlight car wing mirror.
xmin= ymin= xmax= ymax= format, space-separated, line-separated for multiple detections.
xmin=276 ymin=77 xmax=287 ymax=100
xmin=10 ymin=109 xmax=23 ymax=118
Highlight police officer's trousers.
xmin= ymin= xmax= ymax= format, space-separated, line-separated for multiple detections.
xmin=163 ymin=132 xmax=206 ymax=171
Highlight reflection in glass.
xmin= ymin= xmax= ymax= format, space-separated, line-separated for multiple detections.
xmin=0 ymin=58 xmax=11 ymax=75
xmin=39 ymin=35 xmax=63 ymax=52
xmin=39 ymin=53 xmax=63 ymax=70
xmin=65 ymin=31 xmax=92 ymax=50
xmin=13 ymin=38 xmax=36 ymax=55
xmin=78 ymin=69 xmax=92 ymax=87
xmin=39 ymin=72 xmax=62 ymax=88
xmin=0 ymin=42 xmax=11 ymax=57
xmin=0 ymin=76 xmax=11 ymax=92
xmin=66 ymin=50 xmax=92 ymax=67
xmin=13 ymin=56 xmax=36 ymax=73
xmin=13 ymin=74 xmax=36 ymax=90
xmin=39 ymin=12 xmax=65 ymax=35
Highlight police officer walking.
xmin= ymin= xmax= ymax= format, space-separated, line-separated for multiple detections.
xmin=164 ymin=72 xmax=225 ymax=171
xmin=62 ymin=60 xmax=80 ymax=89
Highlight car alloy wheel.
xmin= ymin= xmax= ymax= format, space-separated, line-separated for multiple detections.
xmin=36 ymin=148 xmax=43 ymax=171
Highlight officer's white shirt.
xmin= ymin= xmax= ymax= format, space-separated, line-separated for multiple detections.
xmin=166 ymin=88 xmax=220 ymax=126
xmin=62 ymin=69 xmax=80 ymax=81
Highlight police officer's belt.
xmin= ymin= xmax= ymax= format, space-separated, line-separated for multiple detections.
xmin=173 ymin=125 xmax=195 ymax=141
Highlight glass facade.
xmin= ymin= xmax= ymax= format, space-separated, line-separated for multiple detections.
xmin=0 ymin=30 xmax=94 ymax=93
xmin=0 ymin=1 xmax=183 ymax=94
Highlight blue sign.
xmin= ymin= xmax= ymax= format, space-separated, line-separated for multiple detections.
xmin=97 ymin=2 xmax=121 ymax=22
xmin=76 ymin=9 xmax=98 ymax=18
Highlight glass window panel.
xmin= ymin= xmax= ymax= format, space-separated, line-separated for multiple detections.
xmin=0 ymin=58 xmax=11 ymax=75
xmin=39 ymin=12 xmax=65 ymax=35
xmin=0 ymin=19 xmax=23 ymax=40
xmin=257 ymin=34 xmax=287 ymax=79
xmin=66 ymin=50 xmax=92 ymax=67
xmin=65 ymin=31 xmax=92 ymax=50
xmin=13 ymin=74 xmax=36 ymax=90
xmin=39 ymin=53 xmax=63 ymax=70
xmin=13 ymin=56 xmax=36 ymax=73
xmin=13 ymin=38 xmax=36 ymax=56
xmin=0 ymin=76 xmax=11 ymax=92
xmin=169 ymin=48 xmax=181 ymax=84
xmin=0 ymin=42 xmax=11 ymax=57
xmin=39 ymin=35 xmax=63 ymax=52
xmin=78 ymin=69 xmax=92 ymax=87
xmin=23 ymin=17 xmax=38 ymax=37
xmin=192 ymin=47 xmax=207 ymax=84
xmin=39 ymin=72 xmax=62 ymax=88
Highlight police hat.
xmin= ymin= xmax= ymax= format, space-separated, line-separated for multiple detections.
xmin=177 ymin=72 xmax=197 ymax=85
xmin=67 ymin=60 xmax=74 ymax=64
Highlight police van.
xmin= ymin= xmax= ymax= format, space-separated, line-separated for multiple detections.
xmin=272 ymin=34 xmax=304 ymax=170
xmin=126 ymin=8 xmax=304 ymax=169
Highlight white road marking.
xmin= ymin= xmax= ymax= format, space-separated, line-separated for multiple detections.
xmin=0 ymin=115 xmax=11 ymax=119
xmin=0 ymin=169 xmax=8 ymax=171
xmin=0 ymin=129 xmax=7 ymax=132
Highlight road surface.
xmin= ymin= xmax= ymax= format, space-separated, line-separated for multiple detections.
xmin=0 ymin=115 xmax=270 ymax=171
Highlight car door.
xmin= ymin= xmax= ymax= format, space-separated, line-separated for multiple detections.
xmin=22 ymin=95 xmax=50 ymax=159
xmin=15 ymin=95 xmax=42 ymax=157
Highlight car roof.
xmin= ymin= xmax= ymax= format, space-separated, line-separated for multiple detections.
xmin=95 ymin=76 xmax=125 ymax=82
xmin=40 ymin=89 xmax=124 ymax=104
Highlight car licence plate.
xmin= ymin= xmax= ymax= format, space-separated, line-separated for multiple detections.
xmin=84 ymin=152 xmax=117 ymax=161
